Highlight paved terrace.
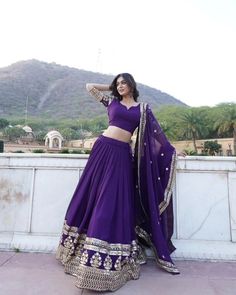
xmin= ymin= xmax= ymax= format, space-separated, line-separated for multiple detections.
xmin=0 ymin=251 xmax=236 ymax=295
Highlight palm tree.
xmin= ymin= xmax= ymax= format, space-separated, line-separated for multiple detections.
xmin=179 ymin=109 xmax=208 ymax=153
xmin=214 ymin=103 xmax=236 ymax=155
xmin=159 ymin=121 xmax=176 ymax=141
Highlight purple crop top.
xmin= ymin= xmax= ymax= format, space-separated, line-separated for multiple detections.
xmin=107 ymin=99 xmax=140 ymax=134
xmin=88 ymin=87 xmax=141 ymax=134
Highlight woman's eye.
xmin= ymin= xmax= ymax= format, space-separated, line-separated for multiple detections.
xmin=116 ymin=80 xmax=127 ymax=87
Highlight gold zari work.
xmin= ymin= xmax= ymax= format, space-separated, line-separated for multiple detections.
xmin=103 ymin=255 xmax=113 ymax=270
xmin=114 ymin=256 xmax=122 ymax=271
xmin=90 ymin=252 xmax=102 ymax=268
xmin=80 ymin=250 xmax=88 ymax=265
xmin=75 ymin=262 xmax=140 ymax=291
xmin=56 ymin=221 xmax=141 ymax=291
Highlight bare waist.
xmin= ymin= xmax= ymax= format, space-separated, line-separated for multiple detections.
xmin=102 ymin=126 xmax=132 ymax=143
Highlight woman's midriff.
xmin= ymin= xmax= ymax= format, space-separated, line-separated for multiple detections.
xmin=102 ymin=126 xmax=132 ymax=143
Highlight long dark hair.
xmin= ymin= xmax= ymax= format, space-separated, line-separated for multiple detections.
xmin=109 ymin=73 xmax=139 ymax=101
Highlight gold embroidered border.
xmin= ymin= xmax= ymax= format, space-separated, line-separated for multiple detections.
xmin=56 ymin=236 xmax=141 ymax=291
xmin=56 ymin=244 xmax=77 ymax=264
xmin=137 ymin=103 xmax=149 ymax=219
xmin=62 ymin=221 xmax=81 ymax=237
xmin=61 ymin=220 xmax=135 ymax=256
xmin=159 ymin=150 xmax=177 ymax=215
xmin=83 ymin=244 xmax=130 ymax=256
xmin=75 ymin=261 xmax=140 ymax=291
xmin=84 ymin=236 xmax=133 ymax=253
xmin=57 ymin=220 xmax=140 ymax=263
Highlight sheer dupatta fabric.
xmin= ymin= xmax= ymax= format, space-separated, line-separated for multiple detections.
xmin=133 ymin=103 xmax=179 ymax=274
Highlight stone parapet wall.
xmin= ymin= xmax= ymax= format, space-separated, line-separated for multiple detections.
xmin=0 ymin=154 xmax=235 ymax=261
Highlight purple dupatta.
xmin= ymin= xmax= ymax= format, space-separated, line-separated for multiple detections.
xmin=133 ymin=103 xmax=179 ymax=274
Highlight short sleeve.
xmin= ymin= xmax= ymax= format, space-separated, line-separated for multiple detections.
xmin=88 ymin=87 xmax=112 ymax=107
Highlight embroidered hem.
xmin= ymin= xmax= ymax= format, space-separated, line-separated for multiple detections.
xmin=56 ymin=244 xmax=140 ymax=291
xmin=56 ymin=220 xmax=141 ymax=291
xmin=135 ymin=226 xmax=180 ymax=274
xmin=75 ymin=262 xmax=139 ymax=291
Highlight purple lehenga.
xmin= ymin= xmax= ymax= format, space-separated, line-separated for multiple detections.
xmin=56 ymin=134 xmax=140 ymax=291
xmin=56 ymin=90 xmax=179 ymax=291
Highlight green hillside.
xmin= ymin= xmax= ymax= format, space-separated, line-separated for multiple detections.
xmin=0 ymin=59 xmax=187 ymax=119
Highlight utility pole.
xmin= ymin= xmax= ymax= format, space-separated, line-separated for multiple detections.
xmin=25 ymin=96 xmax=29 ymax=125
xmin=96 ymin=48 xmax=102 ymax=73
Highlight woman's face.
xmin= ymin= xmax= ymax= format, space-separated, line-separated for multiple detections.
xmin=116 ymin=76 xmax=132 ymax=97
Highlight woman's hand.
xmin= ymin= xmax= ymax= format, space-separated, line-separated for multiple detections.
xmin=177 ymin=151 xmax=187 ymax=157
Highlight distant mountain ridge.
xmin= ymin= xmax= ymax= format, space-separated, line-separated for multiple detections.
xmin=0 ymin=59 xmax=187 ymax=119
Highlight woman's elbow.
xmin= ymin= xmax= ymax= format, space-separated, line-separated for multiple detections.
xmin=86 ymin=83 xmax=93 ymax=92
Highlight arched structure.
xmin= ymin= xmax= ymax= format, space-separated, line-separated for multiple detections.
xmin=44 ymin=130 xmax=63 ymax=150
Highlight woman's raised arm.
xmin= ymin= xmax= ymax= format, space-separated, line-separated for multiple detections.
xmin=86 ymin=83 xmax=110 ymax=92
xmin=86 ymin=83 xmax=112 ymax=107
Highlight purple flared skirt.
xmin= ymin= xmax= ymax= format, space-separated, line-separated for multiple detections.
xmin=56 ymin=135 xmax=141 ymax=291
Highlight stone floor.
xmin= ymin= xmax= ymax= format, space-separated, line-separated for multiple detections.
xmin=0 ymin=251 xmax=236 ymax=295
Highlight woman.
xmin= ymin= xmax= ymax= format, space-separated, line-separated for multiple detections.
xmin=56 ymin=73 xmax=181 ymax=292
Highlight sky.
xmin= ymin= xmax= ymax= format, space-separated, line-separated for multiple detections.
xmin=0 ymin=0 xmax=235 ymax=107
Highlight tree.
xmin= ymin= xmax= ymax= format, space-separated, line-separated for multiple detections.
xmin=154 ymin=105 xmax=187 ymax=141
xmin=35 ymin=131 xmax=47 ymax=143
xmin=3 ymin=127 xmax=26 ymax=141
xmin=60 ymin=128 xmax=77 ymax=141
xmin=75 ymin=129 xmax=89 ymax=148
xmin=214 ymin=103 xmax=236 ymax=155
xmin=179 ymin=109 xmax=208 ymax=153
xmin=203 ymin=140 xmax=222 ymax=156
xmin=0 ymin=118 xmax=9 ymax=129
xmin=89 ymin=116 xmax=108 ymax=135
xmin=159 ymin=121 xmax=176 ymax=140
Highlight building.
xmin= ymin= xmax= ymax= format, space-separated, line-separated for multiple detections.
xmin=45 ymin=130 xmax=64 ymax=150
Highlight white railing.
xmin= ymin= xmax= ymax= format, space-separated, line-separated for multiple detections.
xmin=0 ymin=153 xmax=235 ymax=261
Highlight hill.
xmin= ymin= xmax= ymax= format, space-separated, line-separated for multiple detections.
xmin=0 ymin=59 xmax=187 ymax=119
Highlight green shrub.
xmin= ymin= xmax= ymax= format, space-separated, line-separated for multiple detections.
xmin=71 ymin=149 xmax=84 ymax=154
xmin=84 ymin=149 xmax=91 ymax=154
xmin=61 ymin=149 xmax=70 ymax=154
xmin=33 ymin=149 xmax=45 ymax=153
xmin=183 ymin=149 xmax=198 ymax=156
xmin=12 ymin=150 xmax=25 ymax=153
xmin=203 ymin=140 xmax=222 ymax=156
